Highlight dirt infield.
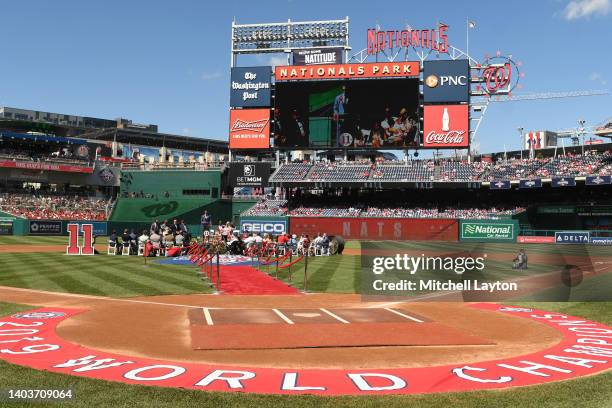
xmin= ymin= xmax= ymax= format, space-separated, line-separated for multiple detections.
xmin=0 ymin=286 xmax=561 ymax=369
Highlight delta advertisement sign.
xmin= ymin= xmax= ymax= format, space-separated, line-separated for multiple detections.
xmin=274 ymin=61 xmax=420 ymax=81
xmin=423 ymin=105 xmax=469 ymax=148
xmin=290 ymin=217 xmax=458 ymax=241
xmin=229 ymin=109 xmax=270 ymax=149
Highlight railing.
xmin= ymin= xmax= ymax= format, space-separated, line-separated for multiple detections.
xmin=519 ymin=228 xmax=612 ymax=238
xmin=120 ymin=161 xmax=225 ymax=171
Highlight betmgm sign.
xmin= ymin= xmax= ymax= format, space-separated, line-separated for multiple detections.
xmin=228 ymin=162 xmax=271 ymax=187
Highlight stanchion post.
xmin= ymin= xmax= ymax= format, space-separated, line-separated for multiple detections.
xmin=288 ymin=252 xmax=293 ymax=281
xmin=303 ymin=250 xmax=309 ymax=292
xmin=216 ymin=252 xmax=220 ymax=292
xmin=275 ymin=254 xmax=279 ymax=279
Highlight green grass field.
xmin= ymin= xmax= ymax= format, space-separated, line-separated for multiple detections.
xmin=0 ymin=236 xmax=611 ymax=407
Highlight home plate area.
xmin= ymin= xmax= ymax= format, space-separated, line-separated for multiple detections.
xmin=188 ymin=307 xmax=493 ymax=350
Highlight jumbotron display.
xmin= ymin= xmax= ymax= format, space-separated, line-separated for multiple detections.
xmin=273 ymin=78 xmax=420 ymax=149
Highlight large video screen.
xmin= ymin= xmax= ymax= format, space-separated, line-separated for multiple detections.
xmin=273 ymin=79 xmax=420 ymax=149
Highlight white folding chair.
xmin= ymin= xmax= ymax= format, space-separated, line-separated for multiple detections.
xmin=122 ymin=244 xmax=130 ymax=256
xmin=107 ymin=242 xmax=117 ymax=255
xmin=137 ymin=243 xmax=145 ymax=256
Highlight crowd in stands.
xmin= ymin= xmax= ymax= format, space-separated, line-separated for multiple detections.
xmin=286 ymin=205 xmax=522 ymax=219
xmin=0 ymin=193 xmax=109 ymax=220
xmin=0 ymin=146 xmax=91 ymax=166
xmin=270 ymin=151 xmax=612 ymax=183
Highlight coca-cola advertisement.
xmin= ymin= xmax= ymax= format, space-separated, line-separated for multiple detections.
xmin=422 ymin=105 xmax=469 ymax=148
xmin=229 ymin=109 xmax=271 ymax=149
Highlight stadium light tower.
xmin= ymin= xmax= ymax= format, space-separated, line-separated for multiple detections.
xmin=517 ymin=127 xmax=524 ymax=160
xmin=578 ymin=119 xmax=586 ymax=155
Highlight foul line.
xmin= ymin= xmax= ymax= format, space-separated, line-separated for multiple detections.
xmin=385 ymin=308 xmax=424 ymax=323
xmin=272 ymin=308 xmax=294 ymax=324
xmin=0 ymin=286 xmax=221 ymax=309
xmin=202 ymin=308 xmax=214 ymax=326
xmin=320 ymin=308 xmax=350 ymax=324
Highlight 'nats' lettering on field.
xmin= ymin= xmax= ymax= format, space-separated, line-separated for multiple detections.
xmin=275 ymin=62 xmax=420 ymax=81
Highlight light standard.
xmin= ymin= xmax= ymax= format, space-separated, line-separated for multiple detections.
xmin=578 ymin=119 xmax=586 ymax=156
xmin=517 ymin=127 xmax=524 ymax=160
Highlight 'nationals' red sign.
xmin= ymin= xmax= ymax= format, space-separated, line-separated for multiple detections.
xmin=0 ymin=160 xmax=94 ymax=174
xmin=290 ymin=217 xmax=458 ymax=241
xmin=422 ymin=105 xmax=469 ymax=148
xmin=275 ymin=62 xmax=420 ymax=81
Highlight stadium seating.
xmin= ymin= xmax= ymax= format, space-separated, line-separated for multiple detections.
xmin=0 ymin=193 xmax=109 ymax=220
xmin=269 ymin=152 xmax=612 ymax=183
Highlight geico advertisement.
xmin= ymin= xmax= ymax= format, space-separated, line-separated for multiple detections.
xmin=240 ymin=220 xmax=287 ymax=234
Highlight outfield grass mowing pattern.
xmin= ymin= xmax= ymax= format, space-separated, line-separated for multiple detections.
xmin=0 ymin=252 xmax=211 ymax=297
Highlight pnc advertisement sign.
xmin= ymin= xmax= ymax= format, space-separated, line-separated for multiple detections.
xmin=423 ymin=105 xmax=469 ymax=148
xmin=230 ymin=66 xmax=272 ymax=108
xmin=274 ymin=62 xmax=420 ymax=81
xmin=460 ymin=220 xmax=517 ymax=242
xmin=229 ymin=109 xmax=271 ymax=149
xmin=423 ymin=60 xmax=470 ymax=103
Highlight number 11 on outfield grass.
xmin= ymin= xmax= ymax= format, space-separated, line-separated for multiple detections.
xmin=66 ymin=223 xmax=94 ymax=256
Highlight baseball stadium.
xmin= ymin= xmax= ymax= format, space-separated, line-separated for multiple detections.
xmin=1 ymin=3 xmax=612 ymax=408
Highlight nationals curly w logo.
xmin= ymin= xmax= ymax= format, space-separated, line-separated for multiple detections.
xmin=141 ymin=201 xmax=179 ymax=218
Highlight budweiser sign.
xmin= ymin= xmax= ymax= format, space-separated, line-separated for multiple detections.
xmin=423 ymin=105 xmax=469 ymax=148
xmin=231 ymin=119 xmax=269 ymax=132
xmin=229 ymin=109 xmax=270 ymax=149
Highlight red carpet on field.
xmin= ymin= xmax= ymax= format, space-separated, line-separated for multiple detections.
xmin=216 ymin=265 xmax=300 ymax=295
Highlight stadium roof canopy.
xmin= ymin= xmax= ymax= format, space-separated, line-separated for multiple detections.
xmin=79 ymin=127 xmax=228 ymax=153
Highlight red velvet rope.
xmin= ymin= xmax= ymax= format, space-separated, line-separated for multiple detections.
xmin=278 ymin=254 xmax=305 ymax=269
xmin=260 ymin=250 xmax=292 ymax=266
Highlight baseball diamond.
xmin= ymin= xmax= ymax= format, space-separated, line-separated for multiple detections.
xmin=1 ymin=4 xmax=612 ymax=408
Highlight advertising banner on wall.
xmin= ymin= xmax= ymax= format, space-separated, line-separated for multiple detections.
xmin=229 ymin=109 xmax=271 ymax=149
xmin=72 ymin=221 xmax=108 ymax=237
xmin=275 ymin=61 xmax=420 ymax=81
xmin=230 ymin=66 xmax=272 ymax=108
xmin=29 ymin=220 xmax=62 ymax=235
xmin=422 ymin=105 xmax=469 ymax=148
xmin=240 ymin=217 xmax=287 ymax=235
xmin=518 ymin=236 xmax=556 ymax=244
xmin=551 ymin=177 xmax=576 ymax=188
xmin=228 ymin=162 xmax=271 ymax=187
xmin=555 ymin=231 xmax=590 ymax=244
xmin=0 ymin=218 xmax=13 ymax=235
xmin=490 ymin=180 xmax=511 ymax=190
xmin=585 ymin=175 xmax=612 ymax=186
xmin=0 ymin=161 xmax=93 ymax=174
xmin=290 ymin=217 xmax=458 ymax=241
xmin=519 ymin=179 xmax=542 ymax=189
xmin=459 ymin=219 xmax=518 ymax=242
xmin=423 ymin=60 xmax=469 ymax=103
xmin=292 ymin=48 xmax=344 ymax=66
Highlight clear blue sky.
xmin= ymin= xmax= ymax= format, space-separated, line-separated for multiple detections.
xmin=1 ymin=0 xmax=610 ymax=154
